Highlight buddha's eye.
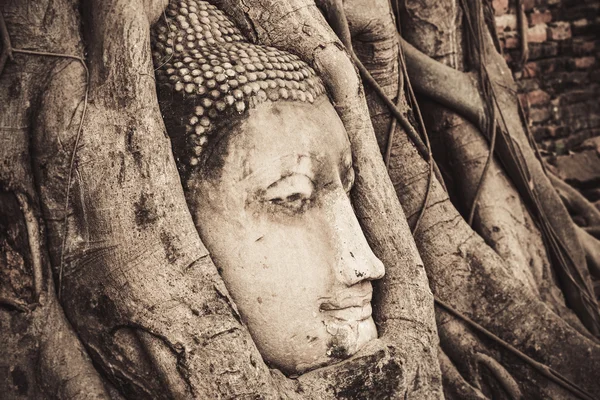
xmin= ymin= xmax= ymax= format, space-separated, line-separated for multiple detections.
xmin=264 ymin=174 xmax=314 ymax=213
xmin=269 ymin=193 xmax=311 ymax=211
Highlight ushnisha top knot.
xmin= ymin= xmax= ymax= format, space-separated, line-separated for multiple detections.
xmin=151 ymin=0 xmax=327 ymax=169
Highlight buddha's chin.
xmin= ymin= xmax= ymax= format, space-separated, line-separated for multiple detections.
xmin=290 ymin=317 xmax=378 ymax=376
xmin=326 ymin=316 xmax=378 ymax=357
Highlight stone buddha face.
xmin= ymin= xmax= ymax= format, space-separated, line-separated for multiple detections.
xmin=185 ymin=98 xmax=385 ymax=374
xmin=152 ymin=0 xmax=385 ymax=375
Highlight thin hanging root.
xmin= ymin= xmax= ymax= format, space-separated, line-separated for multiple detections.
xmin=351 ymin=52 xmax=444 ymax=184
xmin=518 ymin=97 xmax=548 ymax=175
xmin=459 ymin=0 xmax=499 ymax=228
xmin=384 ymin=0 xmax=403 ymax=170
xmin=0 ymin=11 xmax=14 ymax=74
xmin=0 ymin=296 xmax=29 ymax=313
xmin=435 ymin=298 xmax=596 ymax=400
xmin=15 ymin=192 xmax=44 ymax=301
xmin=397 ymin=34 xmax=436 ymax=233
xmin=317 ymin=1 xmax=442 ymax=233
xmin=317 ymin=0 xmax=353 ymax=52
xmin=467 ymin=108 xmax=497 ymax=226
xmin=383 ymin=66 xmax=401 ymax=169
xmin=384 ymin=42 xmax=404 ymax=169
xmin=0 ymin=10 xmax=90 ymax=300
xmin=515 ymin=0 xmax=529 ymax=69
xmin=474 ymin=352 xmax=523 ymax=400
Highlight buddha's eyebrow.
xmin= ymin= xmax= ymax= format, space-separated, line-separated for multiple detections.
xmin=241 ymin=153 xmax=323 ymax=183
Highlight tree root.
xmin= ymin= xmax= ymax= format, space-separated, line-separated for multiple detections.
xmin=438 ymin=348 xmax=490 ymax=400
xmin=550 ymin=173 xmax=600 ymax=227
xmin=400 ymin=38 xmax=486 ymax=128
xmin=0 ymin=296 xmax=29 ymax=313
xmin=576 ymin=226 xmax=600 ymax=280
xmin=549 ymin=172 xmax=600 ymax=280
xmin=474 ymin=352 xmax=523 ymax=400
xmin=14 ymin=192 xmax=44 ymax=301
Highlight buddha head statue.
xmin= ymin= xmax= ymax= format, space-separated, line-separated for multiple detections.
xmin=152 ymin=0 xmax=385 ymax=375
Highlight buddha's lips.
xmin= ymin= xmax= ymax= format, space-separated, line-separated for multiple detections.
xmin=319 ymin=292 xmax=373 ymax=321
xmin=322 ymin=304 xmax=373 ymax=322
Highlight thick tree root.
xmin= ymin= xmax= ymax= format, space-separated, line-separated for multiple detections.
xmin=473 ymin=352 xmax=522 ymax=400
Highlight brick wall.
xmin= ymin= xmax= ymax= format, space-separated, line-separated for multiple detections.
xmin=493 ymin=0 xmax=600 ymax=154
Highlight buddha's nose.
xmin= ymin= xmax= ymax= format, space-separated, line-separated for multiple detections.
xmin=334 ymin=194 xmax=385 ymax=287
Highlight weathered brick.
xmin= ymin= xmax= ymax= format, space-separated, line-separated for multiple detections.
xmin=572 ymin=56 xmax=596 ymax=69
xmin=563 ymin=129 xmax=600 ymax=151
xmin=528 ymin=23 xmax=548 ymax=43
xmin=532 ymin=126 xmax=549 ymax=141
xmin=529 ymin=11 xmax=552 ymax=25
xmin=497 ymin=0 xmax=599 ymax=154
xmin=526 ymin=58 xmax=570 ymax=77
xmin=528 ymin=42 xmax=559 ymax=59
xmin=546 ymin=125 xmax=568 ymax=138
xmin=572 ymin=38 xmax=596 ymax=56
xmin=526 ymin=89 xmax=552 ymax=106
xmin=572 ymin=18 xmax=589 ymax=29
xmin=559 ymin=88 xmax=599 ymax=105
xmin=523 ymin=62 xmax=539 ymax=78
xmin=545 ymin=71 xmax=589 ymax=92
xmin=560 ymin=102 xmax=600 ymax=126
xmin=571 ymin=18 xmax=599 ymax=36
xmin=529 ymin=106 xmax=552 ymax=123
xmin=561 ymin=4 xmax=600 ymax=22
xmin=547 ymin=21 xmax=572 ymax=41
xmin=533 ymin=125 xmax=567 ymax=140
